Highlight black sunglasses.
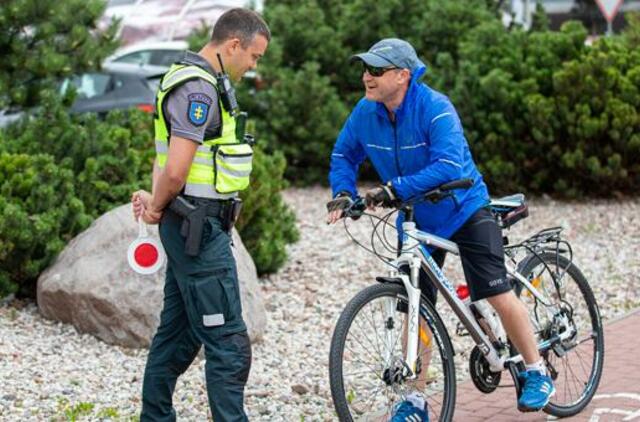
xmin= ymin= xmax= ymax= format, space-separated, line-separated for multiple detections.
xmin=362 ymin=63 xmax=398 ymax=77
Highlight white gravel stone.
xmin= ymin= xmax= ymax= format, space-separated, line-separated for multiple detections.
xmin=1 ymin=186 xmax=638 ymax=421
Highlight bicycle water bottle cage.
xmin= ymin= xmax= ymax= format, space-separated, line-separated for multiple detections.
xmin=490 ymin=193 xmax=529 ymax=229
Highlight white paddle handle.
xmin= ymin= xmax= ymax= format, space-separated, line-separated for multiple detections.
xmin=138 ymin=218 xmax=148 ymax=238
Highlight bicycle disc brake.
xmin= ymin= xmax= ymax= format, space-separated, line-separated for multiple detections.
xmin=382 ymin=357 xmax=411 ymax=386
xmin=469 ymin=345 xmax=502 ymax=393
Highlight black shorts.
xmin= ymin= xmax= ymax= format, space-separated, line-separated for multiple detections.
xmin=400 ymin=207 xmax=512 ymax=303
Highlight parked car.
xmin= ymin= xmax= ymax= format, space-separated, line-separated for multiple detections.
xmin=104 ymin=40 xmax=188 ymax=68
xmin=0 ymin=108 xmax=24 ymax=128
xmin=60 ymin=62 xmax=167 ymax=115
xmin=0 ymin=63 xmax=166 ymax=129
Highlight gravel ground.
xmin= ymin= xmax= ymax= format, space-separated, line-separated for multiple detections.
xmin=1 ymin=186 xmax=639 ymax=421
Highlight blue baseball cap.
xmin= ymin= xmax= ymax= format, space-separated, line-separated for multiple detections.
xmin=351 ymin=38 xmax=425 ymax=72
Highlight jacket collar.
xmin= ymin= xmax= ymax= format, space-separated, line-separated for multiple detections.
xmin=181 ymin=51 xmax=217 ymax=77
xmin=375 ymin=65 xmax=427 ymax=120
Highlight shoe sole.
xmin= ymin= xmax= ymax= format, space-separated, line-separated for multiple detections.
xmin=517 ymin=388 xmax=556 ymax=413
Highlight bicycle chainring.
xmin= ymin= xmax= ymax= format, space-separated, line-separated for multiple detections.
xmin=469 ymin=345 xmax=502 ymax=393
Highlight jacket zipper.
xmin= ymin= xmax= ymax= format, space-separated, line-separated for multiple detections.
xmin=392 ymin=120 xmax=402 ymax=176
xmin=219 ymin=151 xmax=253 ymax=158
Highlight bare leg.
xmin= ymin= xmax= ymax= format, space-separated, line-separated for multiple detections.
xmin=487 ymin=290 xmax=540 ymax=364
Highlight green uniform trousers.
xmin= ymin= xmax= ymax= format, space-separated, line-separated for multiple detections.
xmin=141 ymin=210 xmax=251 ymax=422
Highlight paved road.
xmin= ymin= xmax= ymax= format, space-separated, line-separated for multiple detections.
xmin=451 ymin=308 xmax=640 ymax=421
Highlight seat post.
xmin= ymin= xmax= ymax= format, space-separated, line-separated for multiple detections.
xmin=403 ymin=205 xmax=415 ymax=223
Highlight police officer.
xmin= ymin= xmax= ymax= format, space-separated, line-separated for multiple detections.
xmin=131 ymin=8 xmax=269 ymax=421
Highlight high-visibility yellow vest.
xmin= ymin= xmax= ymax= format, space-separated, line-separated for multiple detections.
xmin=154 ymin=63 xmax=252 ymax=199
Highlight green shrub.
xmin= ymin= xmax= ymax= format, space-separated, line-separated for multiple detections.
xmin=434 ymin=20 xmax=640 ymax=196
xmin=1 ymin=93 xmax=155 ymax=217
xmin=248 ymin=0 xmax=496 ymax=184
xmin=239 ymin=147 xmax=299 ymax=274
xmin=0 ymin=153 xmax=91 ymax=297
xmin=0 ymin=93 xmax=297 ymax=287
xmin=229 ymin=1 xmax=640 ymax=197
xmin=251 ymin=63 xmax=349 ymax=184
xmin=0 ymin=0 xmax=118 ymax=109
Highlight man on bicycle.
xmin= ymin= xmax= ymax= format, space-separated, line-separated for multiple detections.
xmin=326 ymin=38 xmax=554 ymax=420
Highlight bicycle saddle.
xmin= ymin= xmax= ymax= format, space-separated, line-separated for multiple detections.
xmin=489 ymin=193 xmax=528 ymax=228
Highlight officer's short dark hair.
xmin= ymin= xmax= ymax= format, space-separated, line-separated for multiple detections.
xmin=211 ymin=8 xmax=271 ymax=48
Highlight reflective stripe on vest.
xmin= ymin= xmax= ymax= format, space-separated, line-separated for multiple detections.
xmin=154 ymin=63 xmax=251 ymax=199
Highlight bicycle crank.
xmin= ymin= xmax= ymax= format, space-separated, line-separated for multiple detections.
xmin=469 ymin=345 xmax=502 ymax=393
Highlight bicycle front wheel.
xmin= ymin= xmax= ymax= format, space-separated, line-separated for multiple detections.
xmin=516 ymin=252 xmax=604 ymax=417
xmin=329 ymin=282 xmax=456 ymax=421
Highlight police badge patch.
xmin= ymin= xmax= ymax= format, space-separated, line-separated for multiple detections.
xmin=187 ymin=93 xmax=212 ymax=126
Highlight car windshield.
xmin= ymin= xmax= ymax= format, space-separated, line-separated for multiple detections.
xmin=60 ymin=73 xmax=111 ymax=99
xmin=112 ymin=49 xmax=184 ymax=67
xmin=114 ymin=51 xmax=153 ymax=65
xmin=146 ymin=76 xmax=162 ymax=93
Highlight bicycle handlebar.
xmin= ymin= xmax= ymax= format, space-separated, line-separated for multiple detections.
xmin=341 ymin=178 xmax=475 ymax=220
xmin=439 ymin=178 xmax=474 ymax=192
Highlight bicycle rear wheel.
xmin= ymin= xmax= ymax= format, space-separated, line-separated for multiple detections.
xmin=516 ymin=252 xmax=604 ymax=417
xmin=329 ymin=282 xmax=456 ymax=421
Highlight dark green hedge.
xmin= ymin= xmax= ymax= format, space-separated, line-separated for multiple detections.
xmin=0 ymin=152 xmax=91 ymax=297
xmin=0 ymin=95 xmax=298 ymax=297
xmin=243 ymin=1 xmax=640 ymax=197
xmin=433 ymin=20 xmax=640 ymax=196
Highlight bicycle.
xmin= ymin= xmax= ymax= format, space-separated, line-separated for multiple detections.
xmin=328 ymin=179 xmax=604 ymax=421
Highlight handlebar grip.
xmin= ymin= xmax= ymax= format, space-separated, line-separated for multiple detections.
xmin=440 ymin=178 xmax=474 ymax=191
xmin=350 ymin=197 xmax=367 ymax=215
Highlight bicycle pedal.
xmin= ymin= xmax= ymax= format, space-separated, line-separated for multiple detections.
xmin=551 ymin=342 xmax=566 ymax=357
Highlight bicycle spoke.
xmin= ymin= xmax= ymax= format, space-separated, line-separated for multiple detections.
xmin=363 ymin=300 xmax=390 ymax=362
xmin=343 ymin=343 xmax=384 ymax=378
xmin=346 ymin=328 xmax=386 ymax=366
xmin=353 ymin=379 xmax=388 ymax=414
xmin=515 ymin=254 xmax=603 ymax=417
xmin=351 ymin=308 xmax=390 ymax=363
xmin=330 ymin=284 xmax=455 ymax=421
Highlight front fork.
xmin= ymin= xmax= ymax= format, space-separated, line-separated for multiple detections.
xmin=381 ymin=256 xmax=422 ymax=380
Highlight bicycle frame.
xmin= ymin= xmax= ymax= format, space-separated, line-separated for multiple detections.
xmin=391 ymin=220 xmax=575 ymax=376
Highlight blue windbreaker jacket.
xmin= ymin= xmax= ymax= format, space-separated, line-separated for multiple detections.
xmin=329 ymin=66 xmax=490 ymax=240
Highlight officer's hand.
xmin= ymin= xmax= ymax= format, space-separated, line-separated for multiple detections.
xmin=131 ymin=190 xmax=152 ymax=221
xmin=364 ymin=184 xmax=398 ymax=209
xmin=141 ymin=207 xmax=163 ymax=225
xmin=326 ymin=194 xmax=353 ymax=224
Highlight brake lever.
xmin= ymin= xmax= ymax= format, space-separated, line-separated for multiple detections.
xmin=346 ymin=197 xmax=366 ymax=220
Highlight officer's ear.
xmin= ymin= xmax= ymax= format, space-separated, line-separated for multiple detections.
xmin=226 ymin=37 xmax=243 ymax=54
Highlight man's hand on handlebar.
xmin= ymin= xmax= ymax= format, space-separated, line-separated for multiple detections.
xmin=325 ymin=179 xmax=474 ymax=224
xmin=364 ymin=183 xmax=399 ymax=209
xmin=326 ymin=193 xmax=353 ymax=224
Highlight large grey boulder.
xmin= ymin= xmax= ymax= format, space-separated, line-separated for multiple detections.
xmin=37 ymin=203 xmax=266 ymax=348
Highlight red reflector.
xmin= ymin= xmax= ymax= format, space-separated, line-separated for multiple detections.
xmin=137 ymin=104 xmax=155 ymax=113
xmin=134 ymin=243 xmax=159 ymax=267
xmin=456 ymin=284 xmax=470 ymax=300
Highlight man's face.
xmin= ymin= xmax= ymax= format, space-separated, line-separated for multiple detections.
xmin=226 ymin=35 xmax=268 ymax=82
xmin=361 ymin=64 xmax=409 ymax=103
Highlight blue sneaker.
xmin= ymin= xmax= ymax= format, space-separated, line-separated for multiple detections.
xmin=390 ymin=400 xmax=429 ymax=422
xmin=518 ymin=370 xmax=556 ymax=412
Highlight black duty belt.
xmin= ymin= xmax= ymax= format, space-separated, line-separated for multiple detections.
xmin=168 ymin=195 xmax=242 ymax=256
